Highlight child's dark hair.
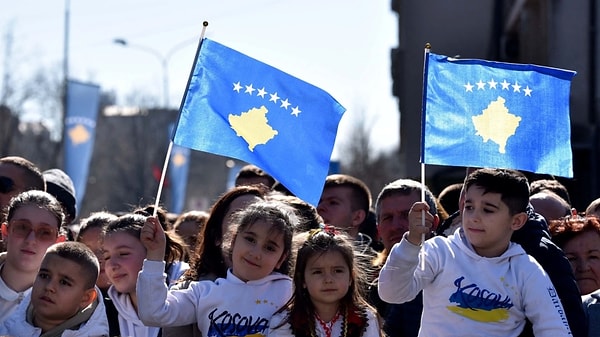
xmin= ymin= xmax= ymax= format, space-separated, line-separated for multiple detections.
xmin=268 ymin=193 xmax=323 ymax=232
xmin=4 ymin=190 xmax=65 ymax=232
xmin=45 ymin=241 xmax=100 ymax=289
xmin=464 ymin=168 xmax=529 ymax=215
xmin=76 ymin=211 xmax=118 ymax=241
xmin=103 ymin=213 xmax=184 ymax=265
xmin=182 ymin=185 xmax=269 ymax=281
xmin=222 ymin=200 xmax=297 ymax=275
xmin=133 ymin=205 xmax=189 ymax=263
xmin=276 ymin=229 xmax=378 ymax=335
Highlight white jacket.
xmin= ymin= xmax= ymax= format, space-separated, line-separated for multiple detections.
xmin=0 ymin=286 xmax=109 ymax=336
xmin=137 ymin=260 xmax=293 ymax=337
xmin=378 ymin=228 xmax=572 ymax=337
xmin=107 ymin=285 xmax=160 ymax=337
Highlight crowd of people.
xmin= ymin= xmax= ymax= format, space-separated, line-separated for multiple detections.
xmin=0 ymin=155 xmax=599 ymax=337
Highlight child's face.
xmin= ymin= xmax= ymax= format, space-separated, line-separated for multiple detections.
xmin=231 ymin=220 xmax=287 ymax=282
xmin=31 ymin=254 xmax=95 ymax=326
xmin=303 ymin=250 xmax=351 ymax=312
xmin=102 ymin=232 xmax=146 ymax=295
xmin=462 ymin=186 xmax=524 ymax=257
xmin=78 ymin=227 xmax=111 ymax=290
xmin=1 ymin=205 xmax=64 ymax=273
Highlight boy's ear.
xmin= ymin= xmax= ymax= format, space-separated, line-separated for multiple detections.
xmin=432 ymin=215 xmax=441 ymax=231
xmin=510 ymin=212 xmax=528 ymax=231
xmin=351 ymin=209 xmax=366 ymax=228
xmin=80 ymin=288 xmax=97 ymax=309
xmin=55 ymin=234 xmax=66 ymax=243
xmin=1 ymin=223 xmax=8 ymax=239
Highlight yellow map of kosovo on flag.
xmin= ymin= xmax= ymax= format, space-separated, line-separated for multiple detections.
xmin=472 ymin=97 xmax=522 ymax=154
xmin=228 ymin=106 xmax=279 ymax=152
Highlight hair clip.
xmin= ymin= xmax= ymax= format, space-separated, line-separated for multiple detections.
xmin=323 ymin=224 xmax=340 ymax=236
xmin=308 ymin=225 xmax=341 ymax=241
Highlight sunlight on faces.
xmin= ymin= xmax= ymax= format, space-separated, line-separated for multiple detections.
xmin=303 ymin=250 xmax=351 ymax=311
xmin=231 ymin=220 xmax=287 ymax=282
xmin=78 ymin=227 xmax=111 ymax=290
xmin=377 ymin=191 xmax=420 ymax=251
xmin=102 ymin=232 xmax=146 ymax=296
xmin=563 ymin=230 xmax=600 ymax=295
xmin=2 ymin=205 xmax=64 ymax=273
xmin=462 ymin=186 xmax=526 ymax=258
xmin=31 ymin=254 xmax=96 ymax=327
xmin=317 ymin=186 xmax=355 ymax=230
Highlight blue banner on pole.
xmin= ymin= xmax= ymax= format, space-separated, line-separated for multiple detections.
xmin=64 ymin=80 xmax=101 ymax=211
xmin=168 ymin=123 xmax=190 ymax=214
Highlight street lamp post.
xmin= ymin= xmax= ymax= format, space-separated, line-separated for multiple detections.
xmin=113 ymin=37 xmax=197 ymax=108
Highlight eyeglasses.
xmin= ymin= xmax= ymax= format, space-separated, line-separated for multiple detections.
xmin=8 ymin=221 xmax=58 ymax=243
xmin=0 ymin=176 xmax=15 ymax=194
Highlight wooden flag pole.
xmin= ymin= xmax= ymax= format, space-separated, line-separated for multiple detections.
xmin=152 ymin=21 xmax=209 ymax=217
xmin=419 ymin=43 xmax=432 ymax=270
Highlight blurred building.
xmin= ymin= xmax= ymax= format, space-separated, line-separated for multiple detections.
xmin=81 ymin=106 xmax=231 ymax=217
xmin=391 ymin=0 xmax=598 ymax=210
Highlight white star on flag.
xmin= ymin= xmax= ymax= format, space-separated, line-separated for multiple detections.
xmin=291 ymin=106 xmax=301 ymax=116
xmin=280 ymin=98 xmax=291 ymax=109
xmin=269 ymin=92 xmax=280 ymax=103
xmin=464 ymin=82 xmax=474 ymax=92
xmin=501 ymin=80 xmax=510 ymax=90
xmin=245 ymin=84 xmax=255 ymax=95
xmin=476 ymin=80 xmax=486 ymax=90
xmin=488 ymin=79 xmax=497 ymax=89
xmin=512 ymin=81 xmax=521 ymax=92
xmin=233 ymin=82 xmax=242 ymax=93
xmin=257 ymin=87 xmax=267 ymax=98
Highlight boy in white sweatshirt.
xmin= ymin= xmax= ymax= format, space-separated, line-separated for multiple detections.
xmin=378 ymin=168 xmax=572 ymax=337
xmin=1 ymin=242 xmax=109 ymax=336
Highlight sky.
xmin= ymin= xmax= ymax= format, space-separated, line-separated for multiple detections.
xmin=1 ymin=0 xmax=399 ymax=157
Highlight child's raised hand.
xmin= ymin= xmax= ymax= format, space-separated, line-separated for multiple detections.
xmin=406 ymin=201 xmax=436 ymax=246
xmin=140 ymin=216 xmax=166 ymax=261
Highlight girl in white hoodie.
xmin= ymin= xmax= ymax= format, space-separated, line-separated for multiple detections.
xmin=136 ymin=200 xmax=297 ymax=337
xmin=102 ymin=213 xmax=187 ymax=337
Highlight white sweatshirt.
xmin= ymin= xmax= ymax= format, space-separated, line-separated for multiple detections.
xmin=378 ymin=228 xmax=572 ymax=337
xmin=108 ymin=285 xmax=160 ymax=337
xmin=137 ymin=260 xmax=293 ymax=337
xmin=1 ymin=286 xmax=109 ymax=337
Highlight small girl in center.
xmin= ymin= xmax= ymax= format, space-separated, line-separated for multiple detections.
xmin=137 ymin=200 xmax=297 ymax=337
xmin=269 ymin=229 xmax=383 ymax=337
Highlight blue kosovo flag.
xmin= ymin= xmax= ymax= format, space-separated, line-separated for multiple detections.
xmin=421 ymin=52 xmax=576 ymax=177
xmin=173 ymin=38 xmax=346 ymax=205
xmin=64 ymin=80 xmax=101 ymax=211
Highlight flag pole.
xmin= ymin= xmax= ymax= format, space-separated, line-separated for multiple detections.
xmin=152 ymin=21 xmax=210 ymax=217
xmin=419 ymin=43 xmax=431 ymax=270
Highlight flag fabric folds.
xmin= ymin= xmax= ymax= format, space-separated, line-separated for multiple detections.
xmin=172 ymin=38 xmax=346 ymax=205
xmin=64 ymin=80 xmax=101 ymax=212
xmin=421 ymin=52 xmax=576 ymax=177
